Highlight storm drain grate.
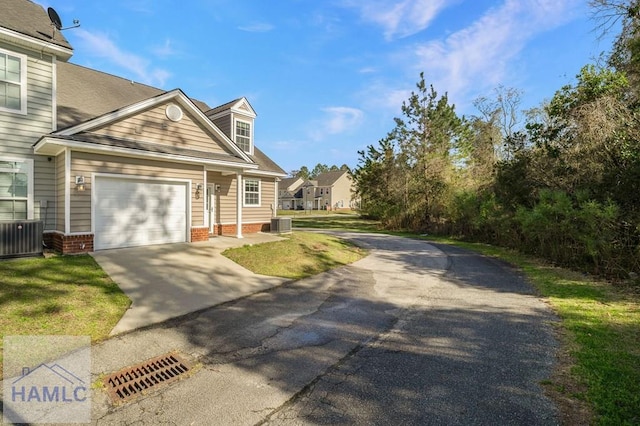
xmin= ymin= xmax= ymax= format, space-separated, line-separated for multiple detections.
xmin=104 ymin=352 xmax=191 ymax=404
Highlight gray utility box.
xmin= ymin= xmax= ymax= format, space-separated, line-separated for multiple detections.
xmin=270 ymin=217 xmax=292 ymax=233
xmin=0 ymin=220 xmax=44 ymax=258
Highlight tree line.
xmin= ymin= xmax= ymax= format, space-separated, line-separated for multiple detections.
xmin=290 ymin=163 xmax=351 ymax=180
xmin=352 ymin=0 xmax=640 ymax=279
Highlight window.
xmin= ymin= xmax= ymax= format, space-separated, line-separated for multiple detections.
xmin=0 ymin=160 xmax=31 ymax=220
xmin=235 ymin=120 xmax=251 ymax=153
xmin=243 ymin=178 xmax=260 ymax=206
xmin=0 ymin=51 xmax=26 ymax=114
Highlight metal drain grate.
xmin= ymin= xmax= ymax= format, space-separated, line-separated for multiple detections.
xmin=104 ymin=352 xmax=191 ymax=403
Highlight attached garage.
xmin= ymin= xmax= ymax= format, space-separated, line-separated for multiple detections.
xmin=93 ymin=176 xmax=189 ymax=250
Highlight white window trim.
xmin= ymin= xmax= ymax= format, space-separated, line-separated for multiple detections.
xmin=0 ymin=48 xmax=27 ymax=115
xmin=243 ymin=177 xmax=261 ymax=207
xmin=234 ymin=117 xmax=254 ymax=155
xmin=0 ymin=156 xmax=34 ymax=220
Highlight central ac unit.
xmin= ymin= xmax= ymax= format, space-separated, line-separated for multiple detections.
xmin=0 ymin=220 xmax=44 ymax=258
xmin=270 ymin=217 xmax=292 ymax=233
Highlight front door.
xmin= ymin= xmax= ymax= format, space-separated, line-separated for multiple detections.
xmin=206 ymin=184 xmax=216 ymax=234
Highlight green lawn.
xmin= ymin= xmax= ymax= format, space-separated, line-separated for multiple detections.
xmin=293 ymin=215 xmax=640 ymax=425
xmin=0 ymin=254 xmax=131 ymax=377
xmin=293 ymin=214 xmax=383 ymax=232
xmin=222 ymin=231 xmax=367 ymax=280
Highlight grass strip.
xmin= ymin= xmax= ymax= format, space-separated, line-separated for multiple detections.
xmin=222 ymin=231 xmax=367 ymax=280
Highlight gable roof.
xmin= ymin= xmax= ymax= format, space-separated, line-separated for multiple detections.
xmin=0 ymin=0 xmax=73 ymax=55
xmin=206 ymin=97 xmax=257 ymax=119
xmin=53 ymin=88 xmax=253 ymax=163
xmin=316 ymin=170 xmax=349 ymax=186
xmin=279 ymin=177 xmax=303 ymax=191
xmin=49 ymin=62 xmax=286 ymax=176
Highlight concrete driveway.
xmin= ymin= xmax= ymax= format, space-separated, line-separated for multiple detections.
xmin=91 ymin=234 xmax=289 ymax=335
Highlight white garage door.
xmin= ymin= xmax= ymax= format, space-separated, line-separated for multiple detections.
xmin=94 ymin=176 xmax=188 ymax=250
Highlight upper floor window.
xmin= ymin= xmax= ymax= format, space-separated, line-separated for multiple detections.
xmin=235 ymin=120 xmax=252 ymax=153
xmin=0 ymin=51 xmax=26 ymax=114
xmin=0 ymin=159 xmax=32 ymax=220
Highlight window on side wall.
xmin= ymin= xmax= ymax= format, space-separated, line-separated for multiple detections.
xmin=0 ymin=50 xmax=27 ymax=114
xmin=0 ymin=159 xmax=32 ymax=220
xmin=235 ymin=120 xmax=252 ymax=153
xmin=244 ymin=178 xmax=260 ymax=207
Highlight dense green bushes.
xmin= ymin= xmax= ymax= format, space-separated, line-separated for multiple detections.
xmin=444 ymin=188 xmax=637 ymax=277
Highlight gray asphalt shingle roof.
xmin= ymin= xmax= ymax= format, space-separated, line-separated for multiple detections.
xmin=2 ymin=0 xmax=72 ymax=50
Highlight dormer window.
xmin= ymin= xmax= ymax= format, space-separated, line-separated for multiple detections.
xmin=235 ymin=119 xmax=252 ymax=153
xmin=0 ymin=50 xmax=26 ymax=114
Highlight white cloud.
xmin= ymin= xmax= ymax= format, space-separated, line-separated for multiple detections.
xmin=358 ymin=67 xmax=377 ymax=74
xmin=238 ymin=23 xmax=275 ymax=33
xmin=152 ymin=39 xmax=179 ymax=58
xmin=357 ymin=79 xmax=411 ymax=112
xmin=342 ymin=0 xmax=455 ymax=40
xmin=412 ymin=0 xmax=584 ymax=110
xmin=72 ymin=29 xmax=171 ymax=87
xmin=310 ymin=106 xmax=364 ymax=140
xmin=323 ymin=106 xmax=364 ymax=133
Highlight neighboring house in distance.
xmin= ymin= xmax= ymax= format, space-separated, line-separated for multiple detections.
xmin=0 ymin=0 xmax=286 ymax=254
xmin=277 ymin=176 xmax=304 ymax=210
xmin=278 ymin=170 xmax=355 ymax=210
xmin=314 ymin=170 xmax=354 ymax=210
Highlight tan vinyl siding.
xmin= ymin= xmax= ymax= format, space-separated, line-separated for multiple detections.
xmin=242 ymin=178 xmax=275 ymax=223
xmin=208 ymin=172 xmax=237 ymax=224
xmin=34 ymin=155 xmax=56 ymax=229
xmin=70 ymin=152 xmax=205 ymax=233
xmin=212 ymin=115 xmax=231 ymax=139
xmin=0 ymin=42 xmax=54 ymax=157
xmin=330 ymin=174 xmax=354 ymax=208
xmin=55 ymin=152 xmax=65 ymax=231
xmin=92 ymin=104 xmax=233 ymax=155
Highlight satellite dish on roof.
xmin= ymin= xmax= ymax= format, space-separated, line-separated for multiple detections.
xmin=47 ymin=7 xmax=63 ymax=30
xmin=47 ymin=7 xmax=80 ymax=33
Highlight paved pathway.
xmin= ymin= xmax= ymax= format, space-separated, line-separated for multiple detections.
xmin=84 ymin=232 xmax=558 ymax=424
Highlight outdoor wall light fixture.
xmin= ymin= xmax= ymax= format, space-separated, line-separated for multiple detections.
xmin=195 ymin=183 xmax=203 ymax=198
xmin=215 ymin=184 xmax=221 ymax=192
xmin=75 ymin=175 xmax=85 ymax=191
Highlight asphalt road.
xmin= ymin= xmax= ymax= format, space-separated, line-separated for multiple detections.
xmin=88 ymin=232 xmax=559 ymax=425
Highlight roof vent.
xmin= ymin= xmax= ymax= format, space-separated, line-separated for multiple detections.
xmin=165 ymin=104 xmax=183 ymax=122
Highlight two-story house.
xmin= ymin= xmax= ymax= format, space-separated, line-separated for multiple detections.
xmin=313 ymin=170 xmax=354 ymax=210
xmin=277 ymin=176 xmax=304 ymax=210
xmin=277 ymin=170 xmax=355 ymax=211
xmin=1 ymin=0 xmax=286 ymax=254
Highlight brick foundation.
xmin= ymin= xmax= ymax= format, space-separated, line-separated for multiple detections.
xmin=45 ymin=223 xmax=269 ymax=254
xmin=211 ymin=223 xmax=270 ymax=236
xmin=191 ymin=227 xmax=209 ymax=242
xmin=50 ymin=232 xmax=94 ymax=254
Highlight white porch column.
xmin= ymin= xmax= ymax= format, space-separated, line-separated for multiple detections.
xmin=64 ymin=148 xmax=71 ymax=234
xmin=236 ymin=172 xmax=243 ymax=238
xmin=274 ymin=178 xmax=279 ymax=217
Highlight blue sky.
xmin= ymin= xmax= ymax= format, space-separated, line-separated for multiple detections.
xmin=35 ymin=0 xmax=615 ymax=174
